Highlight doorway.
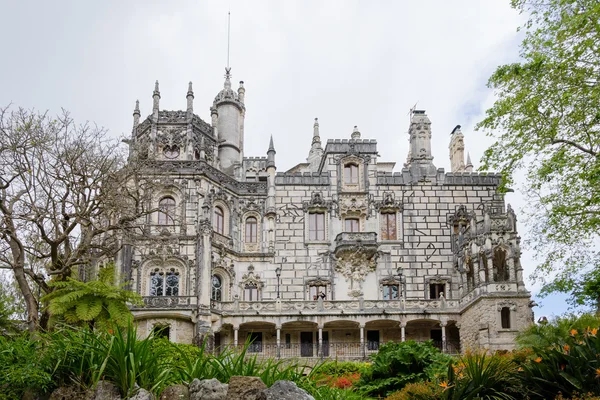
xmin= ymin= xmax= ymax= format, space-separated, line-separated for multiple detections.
xmin=301 ymin=332 xmax=313 ymax=357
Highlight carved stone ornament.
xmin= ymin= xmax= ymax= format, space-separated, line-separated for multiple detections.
xmin=338 ymin=195 xmax=369 ymax=218
xmin=303 ymin=191 xmax=332 ymax=212
xmin=334 ymin=247 xmax=378 ymax=297
xmin=497 ymin=302 xmax=517 ymax=311
xmin=157 ymin=126 xmax=185 ymax=147
xmin=240 ymin=197 xmax=265 ymax=214
xmin=373 ymin=191 xmax=402 ymax=212
xmin=199 ymin=219 xmax=213 ymax=236
xmin=448 ymin=205 xmax=474 ymax=228
xmin=240 ymin=265 xmax=264 ymax=289
xmin=212 ymin=249 xmax=236 ymax=278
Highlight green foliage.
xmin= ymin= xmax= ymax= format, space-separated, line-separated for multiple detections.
xmin=315 ymin=361 xmax=370 ymax=378
xmin=517 ymin=313 xmax=600 ymax=348
xmin=0 ymin=334 xmax=55 ymax=400
xmin=296 ymin=378 xmax=366 ymax=400
xmin=357 ymin=340 xmax=453 ymax=397
xmin=520 ymin=326 xmax=600 ymax=399
xmin=42 ymin=264 xmax=142 ymax=328
xmin=442 ymin=352 xmax=521 ymax=400
xmin=476 ymin=0 xmax=600 ymax=305
xmin=384 ymin=381 xmax=443 ymax=400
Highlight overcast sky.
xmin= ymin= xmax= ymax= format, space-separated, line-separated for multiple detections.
xmin=0 ymin=0 xmax=569 ymax=317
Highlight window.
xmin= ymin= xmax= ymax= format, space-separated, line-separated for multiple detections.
xmin=344 ymin=164 xmax=359 ymax=184
xmin=344 ymin=218 xmax=359 ymax=232
xmin=381 ymin=212 xmax=397 ymax=240
xmin=248 ymin=332 xmax=263 ymax=353
xmin=501 ymin=307 xmax=511 ymax=329
xmin=150 ymin=269 xmax=179 ymax=296
xmin=309 ymin=285 xmax=327 ymax=301
xmin=244 ymin=284 xmax=259 ymax=301
xmin=152 ymin=325 xmax=170 ymax=340
xmin=214 ymin=207 xmax=224 ymax=235
xmin=383 ymin=284 xmax=399 ymax=300
xmin=158 ymin=197 xmax=176 ymax=225
xmin=309 ymin=212 xmax=325 ymax=241
xmin=245 ymin=217 xmax=258 ymax=243
xmin=163 ymin=145 xmax=180 ymax=159
xmin=430 ymin=283 xmax=445 ymax=299
xmin=285 ymin=333 xmax=291 ymax=349
xmin=367 ymin=330 xmax=380 ymax=350
xmin=211 ymin=275 xmax=222 ymax=301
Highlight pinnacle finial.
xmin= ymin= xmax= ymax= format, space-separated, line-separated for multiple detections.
xmin=224 ymin=67 xmax=232 ymax=89
xmin=134 ymin=99 xmax=140 ymax=114
xmin=313 ymin=118 xmax=320 ymax=136
xmin=351 ymin=125 xmax=361 ymax=140
xmin=154 ymin=80 xmax=159 ymax=93
xmin=466 ymin=152 xmax=473 ymax=166
xmin=268 ymin=135 xmax=275 ymax=152
xmin=188 ymin=81 xmax=193 ymax=93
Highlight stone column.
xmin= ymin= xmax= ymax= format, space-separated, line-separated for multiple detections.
xmin=359 ymin=324 xmax=365 ymax=359
xmin=233 ymin=326 xmax=239 ymax=347
xmin=508 ymin=258 xmax=516 ymax=281
xmin=400 ymin=321 xmax=406 ymax=342
xmin=441 ymin=321 xmax=447 ymax=352
xmin=276 ymin=326 xmax=281 ymax=358
xmin=487 ymin=255 xmax=494 ymax=284
xmin=318 ymin=325 xmax=323 ymax=357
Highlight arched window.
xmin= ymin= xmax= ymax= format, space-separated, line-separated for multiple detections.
xmin=344 ymin=164 xmax=359 ymax=184
xmin=211 ymin=275 xmax=222 ymax=301
xmin=244 ymin=284 xmax=259 ymax=301
xmin=214 ymin=207 xmax=225 ymax=235
xmin=158 ymin=197 xmax=176 ymax=225
xmin=344 ymin=218 xmax=359 ymax=232
xmin=150 ymin=268 xmax=179 ymax=296
xmin=501 ymin=307 xmax=511 ymax=329
xmin=245 ymin=217 xmax=258 ymax=243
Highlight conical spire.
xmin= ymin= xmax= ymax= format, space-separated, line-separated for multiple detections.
xmin=152 ymin=80 xmax=160 ymax=114
xmin=465 ymin=152 xmax=473 ymax=172
xmin=187 ymin=81 xmax=194 ymax=114
xmin=312 ymin=118 xmax=321 ymax=145
xmin=308 ymin=118 xmax=324 ymax=171
xmin=267 ymin=135 xmax=276 ymax=169
xmin=132 ymin=100 xmax=140 ymax=130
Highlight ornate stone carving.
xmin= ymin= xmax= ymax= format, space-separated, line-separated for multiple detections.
xmin=373 ymin=191 xmax=403 ymax=212
xmin=240 ymin=265 xmax=264 ymax=289
xmin=333 ymin=242 xmax=379 ymax=297
xmin=337 ymin=195 xmax=369 ymax=218
xmin=302 ymin=191 xmax=333 ymax=212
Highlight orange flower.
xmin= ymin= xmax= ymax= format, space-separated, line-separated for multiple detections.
xmin=593 ymin=328 xmax=598 ymax=336
xmin=570 ymin=329 xmax=578 ymax=336
xmin=439 ymin=381 xmax=453 ymax=391
xmin=563 ymin=344 xmax=570 ymax=353
xmin=596 ymin=369 xmax=600 ymax=378
xmin=534 ymin=357 xmax=542 ymax=363
xmin=517 ymin=367 xmax=524 ymax=372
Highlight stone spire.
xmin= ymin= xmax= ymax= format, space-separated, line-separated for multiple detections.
xmin=465 ymin=152 xmax=473 ymax=172
xmin=449 ymin=124 xmax=466 ymax=172
xmin=152 ymin=80 xmax=160 ymax=121
xmin=238 ymin=80 xmax=245 ymax=103
xmin=132 ymin=99 xmax=140 ymax=128
xmin=267 ymin=135 xmax=276 ymax=169
xmin=186 ymin=81 xmax=194 ymax=115
xmin=351 ymin=125 xmax=361 ymax=140
xmin=307 ymin=118 xmax=324 ymax=171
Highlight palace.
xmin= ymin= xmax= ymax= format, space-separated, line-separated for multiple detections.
xmin=119 ymin=69 xmax=533 ymax=358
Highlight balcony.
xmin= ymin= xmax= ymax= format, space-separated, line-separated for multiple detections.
xmin=136 ymin=296 xmax=197 ymax=309
xmin=334 ymin=232 xmax=378 ymax=257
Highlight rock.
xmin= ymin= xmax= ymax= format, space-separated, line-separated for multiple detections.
xmin=189 ymin=378 xmax=228 ymax=400
xmin=160 ymin=384 xmax=189 ymax=400
xmin=130 ymin=388 xmax=155 ymax=400
xmin=262 ymin=380 xmax=315 ymax=400
xmin=90 ymin=381 xmax=121 ymax=400
xmin=225 ymin=376 xmax=267 ymax=400
xmin=49 ymin=386 xmax=89 ymax=400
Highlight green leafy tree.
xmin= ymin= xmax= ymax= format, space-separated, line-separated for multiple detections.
xmin=42 ymin=264 xmax=142 ymax=328
xmin=476 ymin=0 xmax=600 ymax=307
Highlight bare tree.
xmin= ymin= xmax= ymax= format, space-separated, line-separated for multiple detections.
xmin=0 ymin=106 xmax=152 ymax=331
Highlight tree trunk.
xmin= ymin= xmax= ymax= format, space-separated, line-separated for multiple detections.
xmin=12 ymin=263 xmax=39 ymax=332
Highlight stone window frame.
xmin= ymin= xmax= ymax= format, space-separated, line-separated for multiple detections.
xmin=497 ymin=302 xmax=517 ymax=331
xmin=374 ymin=192 xmax=403 ymax=243
xmin=425 ymin=276 xmax=450 ymax=300
xmin=157 ymin=196 xmax=176 ymax=225
xmin=152 ymin=187 xmax=183 ymax=227
xmin=141 ymin=259 xmax=187 ymax=297
xmin=379 ymin=277 xmax=402 ymax=300
xmin=241 ymin=211 xmax=262 ymax=252
xmin=148 ymin=320 xmax=174 ymax=342
xmin=340 ymin=155 xmax=366 ymax=192
xmin=148 ymin=266 xmax=183 ymax=297
xmin=213 ymin=200 xmax=231 ymax=237
xmin=305 ymin=278 xmax=331 ymax=301
xmin=344 ymin=217 xmax=360 ymax=232
xmin=305 ymin=208 xmax=330 ymax=244
xmin=239 ymin=265 xmax=264 ymax=301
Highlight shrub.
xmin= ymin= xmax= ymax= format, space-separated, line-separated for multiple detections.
xmin=520 ymin=327 xmax=600 ymax=399
xmin=357 ymin=340 xmax=453 ymax=397
xmin=517 ymin=314 xmax=600 ymax=349
xmin=441 ymin=351 xmax=521 ymax=400
xmin=384 ymin=381 xmax=443 ymax=400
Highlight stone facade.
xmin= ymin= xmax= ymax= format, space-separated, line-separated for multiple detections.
xmin=118 ymin=70 xmax=534 ymax=356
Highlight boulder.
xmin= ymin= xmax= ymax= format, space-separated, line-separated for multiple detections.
xmin=90 ymin=381 xmax=121 ymax=400
xmin=49 ymin=386 xmax=89 ymax=400
xmin=262 ymin=380 xmax=315 ymax=400
xmin=130 ymin=388 xmax=155 ymax=400
xmin=160 ymin=384 xmax=189 ymax=400
xmin=225 ymin=376 xmax=266 ymax=400
xmin=189 ymin=378 xmax=228 ymax=400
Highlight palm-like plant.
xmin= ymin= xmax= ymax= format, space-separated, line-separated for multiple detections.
xmin=42 ymin=264 xmax=142 ymax=329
